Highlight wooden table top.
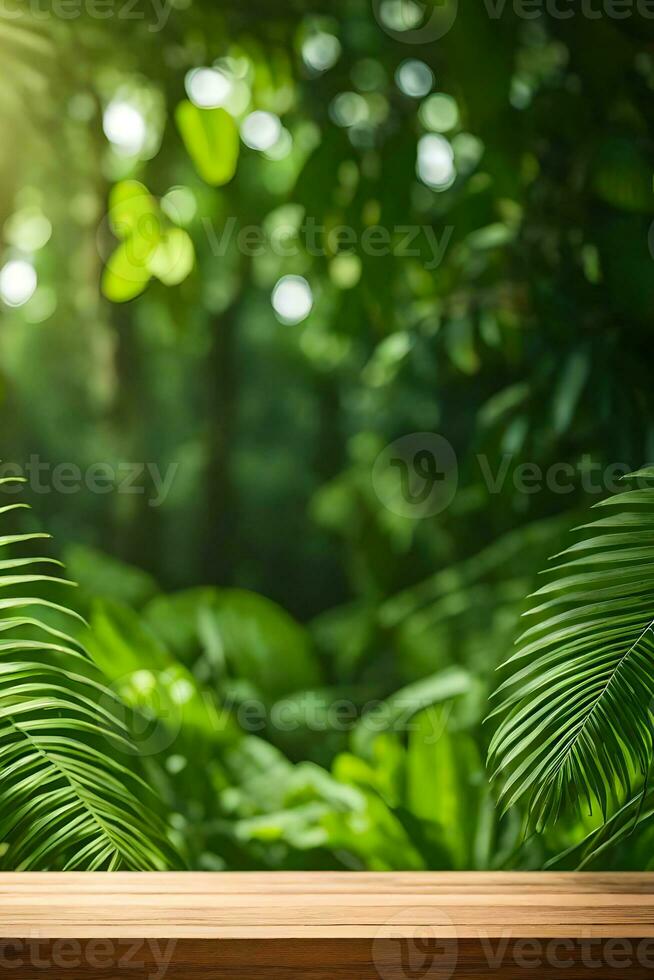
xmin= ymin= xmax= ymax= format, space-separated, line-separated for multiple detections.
xmin=0 ymin=873 xmax=652 ymax=938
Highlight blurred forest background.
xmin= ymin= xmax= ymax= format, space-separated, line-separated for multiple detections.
xmin=2 ymin=0 xmax=654 ymax=870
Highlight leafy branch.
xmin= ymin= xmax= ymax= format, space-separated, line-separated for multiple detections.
xmin=488 ymin=469 xmax=654 ymax=831
xmin=0 ymin=489 xmax=173 ymax=869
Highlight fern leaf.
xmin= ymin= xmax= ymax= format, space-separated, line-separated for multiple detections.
xmin=488 ymin=469 xmax=654 ymax=829
xmin=0 ymin=484 xmax=173 ymax=869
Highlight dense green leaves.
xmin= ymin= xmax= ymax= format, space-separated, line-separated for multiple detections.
xmin=145 ymin=587 xmax=321 ymax=700
xmin=102 ymin=180 xmax=195 ymax=301
xmin=6 ymin=0 xmax=654 ymax=872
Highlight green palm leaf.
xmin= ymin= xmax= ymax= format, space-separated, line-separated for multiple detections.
xmin=0 ymin=489 xmax=173 ymax=869
xmin=488 ymin=468 xmax=654 ymax=830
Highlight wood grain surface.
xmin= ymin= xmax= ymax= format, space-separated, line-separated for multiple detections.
xmin=3 ymin=938 xmax=654 ymax=980
xmin=0 ymin=873 xmax=652 ymax=939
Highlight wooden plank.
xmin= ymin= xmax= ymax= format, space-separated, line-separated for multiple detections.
xmin=189 ymin=937 xmax=654 ymax=979
xmin=2 ymin=938 xmax=654 ymax=979
xmin=0 ymin=874 xmax=652 ymax=939
xmin=0 ymin=871 xmax=651 ymax=892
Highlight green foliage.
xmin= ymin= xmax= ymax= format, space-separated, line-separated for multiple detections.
xmin=0 ymin=497 xmax=173 ymax=869
xmin=3 ymin=0 xmax=654 ymax=871
xmin=31 ymin=546 xmax=544 ymax=871
xmin=102 ymin=181 xmax=195 ymax=301
xmin=137 ymin=586 xmax=323 ymax=706
xmin=490 ymin=470 xmax=654 ymax=833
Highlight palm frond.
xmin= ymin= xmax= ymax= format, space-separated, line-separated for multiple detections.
xmin=545 ymin=788 xmax=654 ymax=869
xmin=0 ymin=483 xmax=173 ymax=869
xmin=488 ymin=468 xmax=654 ymax=830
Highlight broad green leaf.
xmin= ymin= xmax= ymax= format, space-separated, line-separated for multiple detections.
xmin=149 ymin=227 xmax=195 ymax=286
xmin=407 ymin=706 xmax=483 ymax=867
xmin=552 ymin=348 xmax=589 ymax=435
xmin=101 ymin=240 xmax=152 ymax=302
xmin=64 ymin=543 xmax=158 ymax=609
xmin=352 ymin=667 xmax=471 ymax=758
xmin=147 ymin=588 xmax=321 ymax=700
xmin=108 ymin=180 xmax=159 ymax=240
xmin=175 ymin=101 xmax=239 ymax=186
xmin=208 ymin=589 xmax=322 ymax=699
xmin=86 ymin=599 xmax=235 ymax=745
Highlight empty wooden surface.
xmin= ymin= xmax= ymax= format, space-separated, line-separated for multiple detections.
xmin=0 ymin=873 xmax=653 ymax=938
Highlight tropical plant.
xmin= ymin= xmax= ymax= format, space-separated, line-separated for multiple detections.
xmin=55 ymin=538 xmax=555 ymax=871
xmin=0 ymin=486 xmax=172 ymax=869
xmin=3 ymin=0 xmax=654 ymax=873
xmin=489 ymin=469 xmax=654 ymax=840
